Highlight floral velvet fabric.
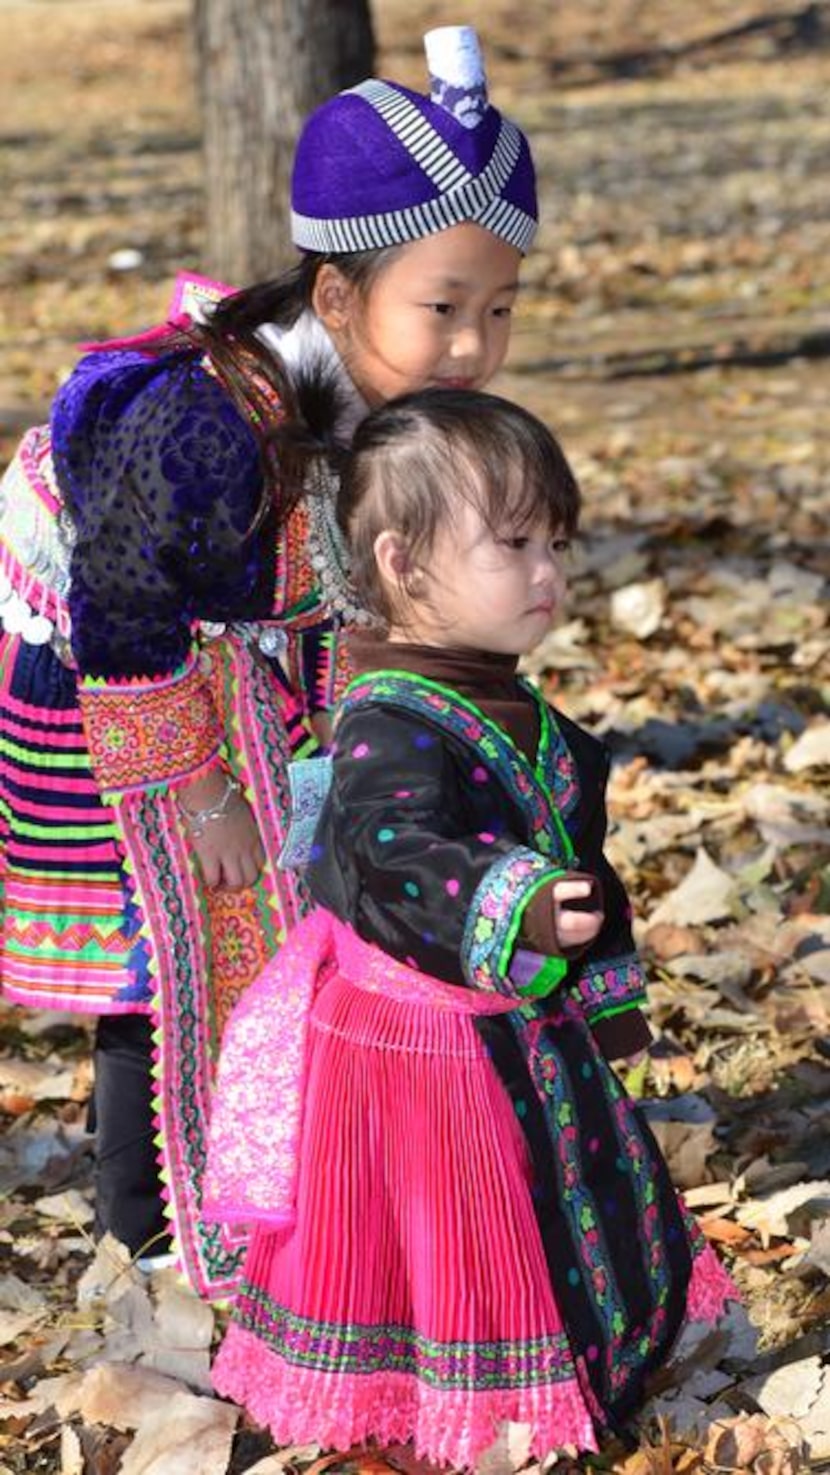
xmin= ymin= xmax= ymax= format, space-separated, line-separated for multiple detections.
xmin=50 ymin=345 xmax=336 ymax=792
xmin=51 ymin=348 xmax=278 ymax=681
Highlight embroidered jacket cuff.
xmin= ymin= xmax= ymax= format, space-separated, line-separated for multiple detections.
xmin=571 ymin=951 xmax=648 ymax=1026
xmin=77 ymin=646 xmax=223 ymax=798
xmin=461 ymin=847 xmax=569 ymax=998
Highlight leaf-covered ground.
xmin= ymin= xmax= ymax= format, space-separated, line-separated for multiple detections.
xmin=0 ymin=1 xmax=828 ymax=1472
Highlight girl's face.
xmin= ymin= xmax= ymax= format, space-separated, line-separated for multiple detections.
xmin=315 ymin=224 xmax=522 ymax=406
xmin=384 ymin=489 xmax=571 ymax=656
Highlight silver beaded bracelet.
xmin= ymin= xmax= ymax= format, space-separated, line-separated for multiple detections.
xmin=177 ymin=774 xmax=242 ymax=838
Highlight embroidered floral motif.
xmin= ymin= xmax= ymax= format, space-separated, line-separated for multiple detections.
xmin=208 ymin=888 xmax=277 ymax=1034
xmin=117 ymin=639 xmax=303 ymax=1298
xmin=233 ymin=1289 xmax=576 ymax=1389
xmin=273 ymin=502 xmax=318 ymax=621
xmin=78 ymin=649 xmax=222 ymax=795
xmin=521 ymin=995 xmax=676 ymax=1402
xmin=463 ymin=849 xmax=564 ymax=994
xmin=571 ymin=952 xmax=647 ymax=1024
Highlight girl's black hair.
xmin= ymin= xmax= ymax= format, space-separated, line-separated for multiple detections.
xmin=160 ymin=248 xmax=398 ymax=530
xmin=339 ymin=387 xmax=582 ymax=625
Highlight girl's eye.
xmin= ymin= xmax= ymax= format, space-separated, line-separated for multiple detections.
xmin=552 ymin=537 xmax=572 ymax=556
xmin=427 ymin=302 xmax=454 ymax=316
xmin=500 ymin=535 xmax=529 ymax=550
xmin=492 ymin=305 xmax=513 ymax=319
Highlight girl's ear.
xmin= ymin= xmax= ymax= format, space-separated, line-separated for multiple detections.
xmin=312 ymin=264 xmax=355 ymax=332
xmin=374 ymin=530 xmax=414 ymax=592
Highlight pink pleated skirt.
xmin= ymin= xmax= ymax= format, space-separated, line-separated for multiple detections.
xmin=211 ymin=916 xmax=737 ymax=1468
xmin=212 ymin=964 xmax=599 ymax=1467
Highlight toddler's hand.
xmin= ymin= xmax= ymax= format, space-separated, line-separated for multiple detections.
xmin=552 ymin=873 xmax=604 ymax=954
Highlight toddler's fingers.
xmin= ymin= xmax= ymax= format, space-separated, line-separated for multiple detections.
xmin=554 ymin=879 xmax=593 ymax=901
xmin=553 ymin=872 xmax=604 ymax=915
xmin=556 ymin=910 xmax=603 ymax=949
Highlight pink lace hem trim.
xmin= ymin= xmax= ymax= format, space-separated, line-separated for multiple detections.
xmin=212 ymin=1324 xmax=600 ymax=1469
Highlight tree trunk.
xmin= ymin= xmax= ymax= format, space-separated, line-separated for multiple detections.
xmin=194 ymin=0 xmax=375 ymax=286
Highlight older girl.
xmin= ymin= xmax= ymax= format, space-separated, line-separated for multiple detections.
xmin=0 ymin=27 xmax=536 ymax=1296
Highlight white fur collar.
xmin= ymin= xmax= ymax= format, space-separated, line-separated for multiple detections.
xmin=257 ymin=311 xmax=368 ymax=444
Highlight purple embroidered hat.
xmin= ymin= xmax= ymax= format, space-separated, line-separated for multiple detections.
xmin=290 ymin=25 xmax=537 ymax=255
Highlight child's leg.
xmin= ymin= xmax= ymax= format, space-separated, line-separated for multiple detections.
xmin=90 ymin=1015 xmax=172 ymax=1258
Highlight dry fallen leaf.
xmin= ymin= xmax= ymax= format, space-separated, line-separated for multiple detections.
xmin=742 ymin=783 xmax=830 ymax=851
xmin=140 ymin=1274 xmax=214 ymax=1391
xmin=735 ymin=1182 xmax=830 ymax=1246
xmin=647 ymin=1118 xmax=718 ymax=1190
xmin=742 ymin=1243 xmax=801 ymax=1267
xmin=744 ymin=1360 xmax=830 ymax=1460
xmin=683 ymin=1183 xmax=736 ymax=1212
xmin=116 ymin=1388 xmax=238 ymax=1475
xmin=649 ymin=1049 xmax=700 ymax=1094
xmin=696 ymin=1215 xmax=752 ymax=1248
xmin=783 ymin=723 xmax=830 ymax=773
xmin=60 ymin=1424 xmax=84 ymax=1475
xmin=646 ymin=849 xmax=737 ymax=929
xmin=803 ymin=1215 xmax=830 ymax=1276
xmin=34 ymin=1189 xmax=95 ymax=1227
xmin=50 ymin=1364 xmax=191 ymax=1430
xmin=642 ymin=924 xmax=702 ymax=961
xmin=610 ymin=579 xmax=667 ymax=639
xmin=475 ymin=1420 xmax=534 ymax=1475
xmin=702 ymin=1412 xmax=808 ymax=1473
xmin=0 ymin=1056 xmax=77 ymax=1108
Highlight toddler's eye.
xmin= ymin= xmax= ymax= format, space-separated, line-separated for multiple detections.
xmin=552 ymin=537 xmax=572 ymax=556
xmin=426 ymin=302 xmax=454 ymax=316
xmin=500 ymin=535 xmax=529 ymax=550
xmin=492 ymin=306 xmax=513 ymax=318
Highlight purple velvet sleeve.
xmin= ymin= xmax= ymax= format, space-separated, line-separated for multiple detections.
xmin=51 ymin=348 xmax=271 ymax=680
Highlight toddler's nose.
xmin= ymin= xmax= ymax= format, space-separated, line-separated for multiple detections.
xmin=535 ymin=555 xmax=565 ymax=598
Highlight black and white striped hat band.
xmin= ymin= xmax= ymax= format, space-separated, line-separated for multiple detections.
xmin=291 ymin=80 xmax=537 ymax=255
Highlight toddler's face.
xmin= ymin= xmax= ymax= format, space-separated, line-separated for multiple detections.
xmin=391 ymin=493 xmax=570 ymax=656
xmin=325 ymin=223 xmax=522 ymax=406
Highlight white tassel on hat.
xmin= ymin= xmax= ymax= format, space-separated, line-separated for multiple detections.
xmin=425 ymin=25 xmax=489 ymax=129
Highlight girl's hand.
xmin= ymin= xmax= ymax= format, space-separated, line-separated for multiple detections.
xmin=178 ymin=772 xmax=266 ymax=890
xmin=310 ymin=710 xmax=334 ymax=749
xmin=191 ymin=797 xmax=266 ymax=890
xmin=551 ymin=874 xmax=604 ymax=954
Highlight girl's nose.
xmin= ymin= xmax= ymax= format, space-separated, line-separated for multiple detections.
xmin=450 ymin=323 xmax=484 ymax=358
